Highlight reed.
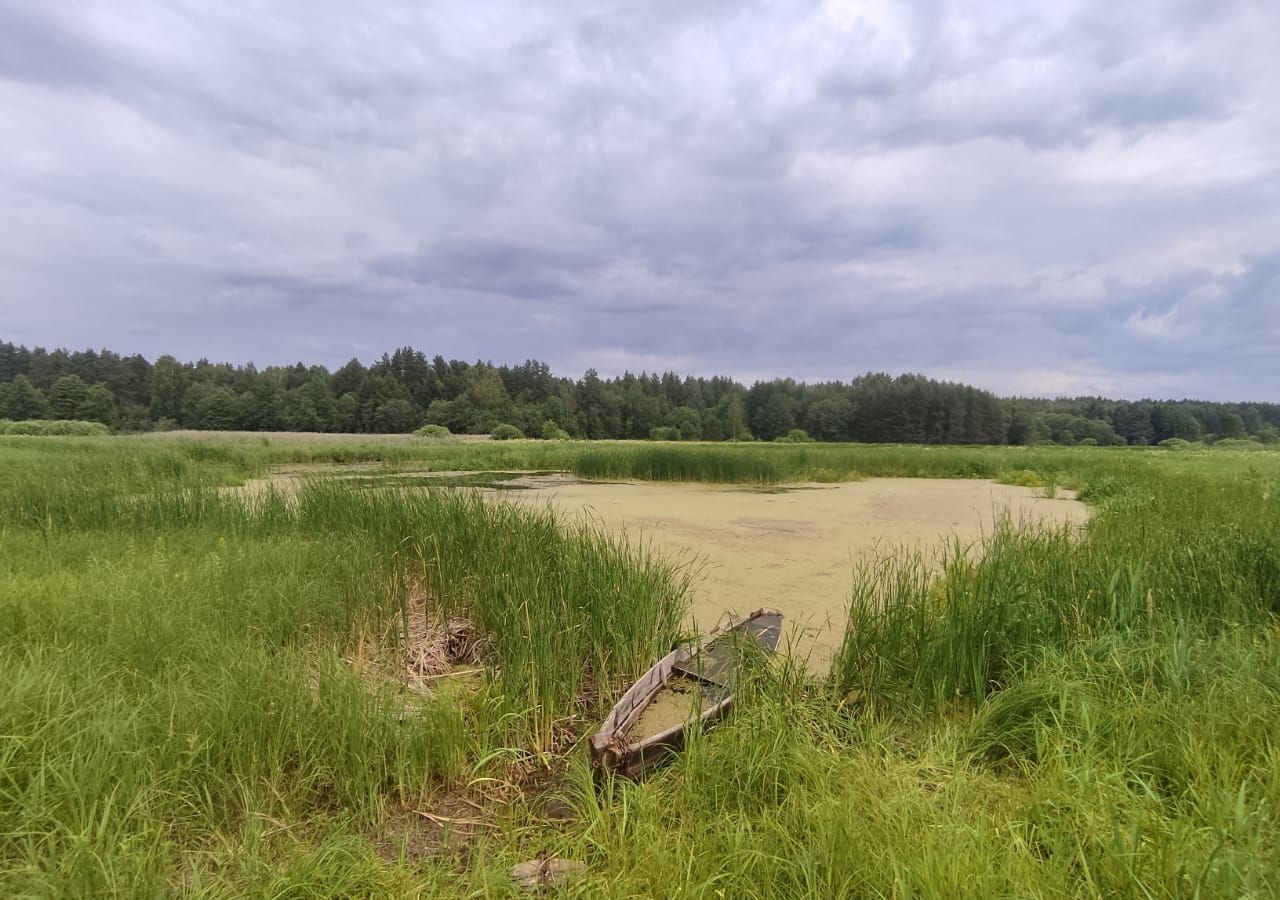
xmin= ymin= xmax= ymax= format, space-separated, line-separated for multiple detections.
xmin=831 ymin=462 xmax=1280 ymax=711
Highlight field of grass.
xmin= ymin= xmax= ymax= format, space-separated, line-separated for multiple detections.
xmin=2 ymin=435 xmax=1278 ymax=897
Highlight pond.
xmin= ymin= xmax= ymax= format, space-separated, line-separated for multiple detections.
xmin=489 ymin=474 xmax=1090 ymax=672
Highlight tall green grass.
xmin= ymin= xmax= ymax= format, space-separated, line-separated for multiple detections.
xmin=8 ymin=431 xmax=1276 ymax=491
xmin=0 ymin=443 xmax=690 ymax=895
xmin=288 ymin=483 xmax=691 ymax=746
xmin=0 ymin=526 xmax=472 ymax=896
xmin=832 ymin=461 xmax=1280 ymax=712
xmin=542 ymin=621 xmax=1280 ymax=897
xmin=572 ymin=445 xmax=788 ymax=482
xmin=3 ymin=435 xmax=1279 ymax=896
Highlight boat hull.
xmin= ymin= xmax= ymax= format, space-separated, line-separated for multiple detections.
xmin=589 ymin=608 xmax=783 ymax=779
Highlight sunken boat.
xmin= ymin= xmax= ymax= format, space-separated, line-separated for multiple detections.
xmin=589 ymin=608 xmax=783 ymax=779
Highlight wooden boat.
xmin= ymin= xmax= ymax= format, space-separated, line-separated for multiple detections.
xmin=589 ymin=608 xmax=784 ymax=779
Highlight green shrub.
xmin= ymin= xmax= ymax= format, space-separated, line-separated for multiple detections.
xmin=649 ymin=426 xmax=680 ymax=441
xmin=0 ymin=419 xmax=110 ymax=436
xmin=1158 ymin=437 xmax=1193 ymax=450
xmin=774 ymin=428 xmax=815 ymax=444
xmin=414 ymin=424 xmax=451 ymax=438
xmin=1212 ymin=438 xmax=1265 ymax=451
xmin=490 ymin=424 xmax=524 ymax=441
xmin=540 ymin=419 xmax=570 ymax=440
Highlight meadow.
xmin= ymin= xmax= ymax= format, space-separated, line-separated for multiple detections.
xmin=1 ymin=434 xmax=1278 ymax=897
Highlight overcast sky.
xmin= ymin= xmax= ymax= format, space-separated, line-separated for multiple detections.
xmin=1 ymin=1 xmax=1277 ymax=400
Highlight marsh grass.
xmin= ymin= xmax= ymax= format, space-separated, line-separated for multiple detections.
xmin=551 ymin=621 xmax=1280 ymax=897
xmin=288 ymin=482 xmax=692 ymax=747
xmin=572 ymin=445 xmax=787 ymax=482
xmin=833 ymin=460 xmax=1280 ymax=712
xmin=2 ymin=435 xmax=1279 ymax=896
xmin=0 ymin=440 xmax=690 ymax=895
xmin=0 ymin=528 xmax=474 ymax=896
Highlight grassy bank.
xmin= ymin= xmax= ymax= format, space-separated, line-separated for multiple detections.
xmin=1 ymin=436 xmax=1278 ymax=896
xmin=0 ymin=441 xmax=689 ymax=895
xmin=11 ymin=429 xmax=1275 ymax=486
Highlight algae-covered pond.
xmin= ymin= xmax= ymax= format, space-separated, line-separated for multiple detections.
xmin=243 ymin=466 xmax=1089 ymax=671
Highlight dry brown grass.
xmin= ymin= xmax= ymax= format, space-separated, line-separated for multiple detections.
xmin=345 ymin=574 xmax=486 ymax=697
xmin=401 ymin=575 xmax=484 ymax=687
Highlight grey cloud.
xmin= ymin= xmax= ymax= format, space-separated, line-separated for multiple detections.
xmin=1109 ymin=253 xmax=1280 ymax=364
xmin=0 ymin=6 xmax=107 ymax=87
xmin=371 ymin=238 xmax=602 ymax=301
xmin=0 ymin=0 xmax=1278 ymax=400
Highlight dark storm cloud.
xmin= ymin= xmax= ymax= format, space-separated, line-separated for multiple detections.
xmin=0 ymin=0 xmax=1278 ymax=399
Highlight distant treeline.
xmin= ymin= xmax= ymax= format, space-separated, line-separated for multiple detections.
xmin=1 ymin=342 xmax=1277 ymax=445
